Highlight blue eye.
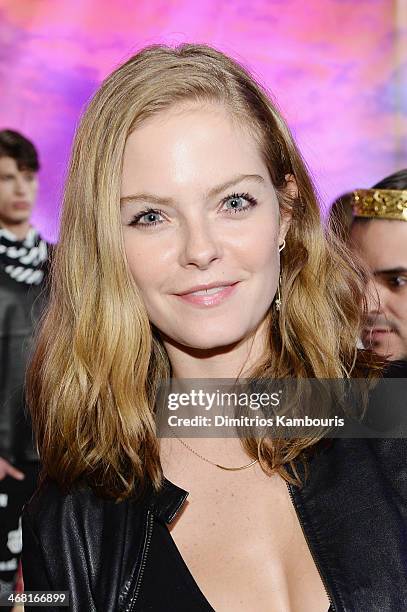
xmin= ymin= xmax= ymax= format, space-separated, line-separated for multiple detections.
xmin=222 ymin=192 xmax=258 ymax=214
xmin=129 ymin=209 xmax=164 ymax=227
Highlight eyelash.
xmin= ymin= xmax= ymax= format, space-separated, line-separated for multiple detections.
xmin=128 ymin=192 xmax=258 ymax=228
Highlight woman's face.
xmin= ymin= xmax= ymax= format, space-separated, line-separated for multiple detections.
xmin=121 ymin=103 xmax=291 ymax=351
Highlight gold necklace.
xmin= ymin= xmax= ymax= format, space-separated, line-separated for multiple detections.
xmin=176 ymin=436 xmax=259 ymax=471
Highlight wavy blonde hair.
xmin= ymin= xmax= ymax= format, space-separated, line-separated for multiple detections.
xmin=27 ymin=44 xmax=377 ymax=500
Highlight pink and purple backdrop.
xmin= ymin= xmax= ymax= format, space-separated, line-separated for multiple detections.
xmin=0 ymin=0 xmax=406 ymax=242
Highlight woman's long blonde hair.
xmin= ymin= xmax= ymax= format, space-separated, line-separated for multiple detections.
xmin=27 ymin=44 xmax=377 ymax=500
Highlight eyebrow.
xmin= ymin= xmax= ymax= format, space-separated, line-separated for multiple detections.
xmin=120 ymin=173 xmax=265 ymax=207
xmin=373 ymin=268 xmax=407 ymax=276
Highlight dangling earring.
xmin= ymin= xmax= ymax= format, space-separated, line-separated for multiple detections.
xmin=275 ymin=277 xmax=282 ymax=311
xmin=275 ymin=240 xmax=285 ymax=311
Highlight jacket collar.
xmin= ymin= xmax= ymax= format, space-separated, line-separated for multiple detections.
xmin=148 ymin=477 xmax=189 ymax=524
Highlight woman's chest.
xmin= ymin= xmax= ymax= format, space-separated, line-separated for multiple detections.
xmin=164 ymin=473 xmax=330 ymax=612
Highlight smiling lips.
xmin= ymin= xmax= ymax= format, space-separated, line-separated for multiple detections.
xmin=175 ymin=281 xmax=239 ymax=307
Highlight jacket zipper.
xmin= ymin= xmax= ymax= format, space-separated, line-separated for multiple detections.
xmin=286 ymin=482 xmax=336 ymax=612
xmin=127 ymin=509 xmax=154 ymax=612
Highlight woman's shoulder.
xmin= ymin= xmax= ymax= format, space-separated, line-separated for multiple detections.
xmin=305 ymin=438 xmax=407 ymax=505
xmin=315 ymin=438 xmax=407 ymax=472
xmin=358 ymin=438 xmax=407 ymax=485
xmin=295 ymin=438 xmax=407 ymax=608
xmin=23 ymin=477 xmax=149 ymax=538
xmin=22 ymin=479 xmax=153 ymax=608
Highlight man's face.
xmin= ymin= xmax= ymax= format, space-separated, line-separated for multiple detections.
xmin=351 ymin=219 xmax=407 ymax=360
xmin=0 ymin=156 xmax=38 ymax=228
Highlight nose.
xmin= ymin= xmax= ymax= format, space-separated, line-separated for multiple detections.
xmin=365 ymin=276 xmax=380 ymax=314
xmin=179 ymin=219 xmax=222 ymax=270
xmin=14 ymin=175 xmax=28 ymax=196
xmin=365 ymin=276 xmax=390 ymax=315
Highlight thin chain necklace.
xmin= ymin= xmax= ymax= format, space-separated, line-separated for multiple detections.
xmin=175 ymin=436 xmax=259 ymax=471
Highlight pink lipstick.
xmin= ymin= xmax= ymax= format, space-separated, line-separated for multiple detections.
xmin=175 ymin=282 xmax=239 ymax=307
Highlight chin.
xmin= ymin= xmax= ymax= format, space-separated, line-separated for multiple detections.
xmin=168 ymin=328 xmax=250 ymax=353
xmin=374 ymin=344 xmax=405 ymax=361
xmin=10 ymin=215 xmax=31 ymax=224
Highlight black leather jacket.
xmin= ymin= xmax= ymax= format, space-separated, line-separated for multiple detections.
xmin=22 ymin=438 xmax=407 ymax=612
xmin=0 ymin=264 xmax=49 ymax=463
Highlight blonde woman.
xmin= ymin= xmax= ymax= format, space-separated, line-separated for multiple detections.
xmin=22 ymin=45 xmax=406 ymax=612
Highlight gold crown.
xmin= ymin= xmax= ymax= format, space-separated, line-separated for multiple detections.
xmin=353 ymin=189 xmax=407 ymax=221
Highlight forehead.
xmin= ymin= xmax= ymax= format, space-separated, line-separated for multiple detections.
xmin=0 ymin=156 xmax=35 ymax=174
xmin=121 ymin=103 xmax=269 ymax=194
xmin=0 ymin=156 xmax=18 ymax=172
xmin=351 ymin=219 xmax=407 ymax=269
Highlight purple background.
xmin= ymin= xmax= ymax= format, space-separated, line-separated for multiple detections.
xmin=0 ymin=0 xmax=406 ymax=242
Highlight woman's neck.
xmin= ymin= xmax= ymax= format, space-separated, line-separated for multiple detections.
xmin=163 ymin=317 xmax=269 ymax=379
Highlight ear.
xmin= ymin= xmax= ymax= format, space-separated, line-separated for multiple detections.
xmin=278 ymin=173 xmax=297 ymax=244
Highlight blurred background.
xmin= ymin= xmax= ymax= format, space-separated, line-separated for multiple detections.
xmin=0 ymin=0 xmax=406 ymax=242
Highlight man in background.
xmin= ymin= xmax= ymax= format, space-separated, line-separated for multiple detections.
xmin=0 ymin=129 xmax=51 ymax=602
xmin=349 ymin=169 xmax=407 ymax=366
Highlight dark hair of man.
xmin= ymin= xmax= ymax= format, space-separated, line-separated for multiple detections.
xmin=372 ymin=168 xmax=407 ymax=190
xmin=0 ymin=129 xmax=40 ymax=172
xmin=327 ymin=191 xmax=354 ymax=242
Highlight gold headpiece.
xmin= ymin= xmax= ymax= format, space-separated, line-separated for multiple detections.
xmin=353 ymin=189 xmax=407 ymax=222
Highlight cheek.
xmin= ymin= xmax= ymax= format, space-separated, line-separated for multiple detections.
xmin=0 ymin=186 xmax=12 ymax=202
xmin=237 ymin=223 xmax=280 ymax=274
xmin=124 ymin=244 xmax=147 ymax=290
xmin=123 ymin=237 xmax=168 ymax=297
xmin=395 ymin=295 xmax=407 ymax=322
